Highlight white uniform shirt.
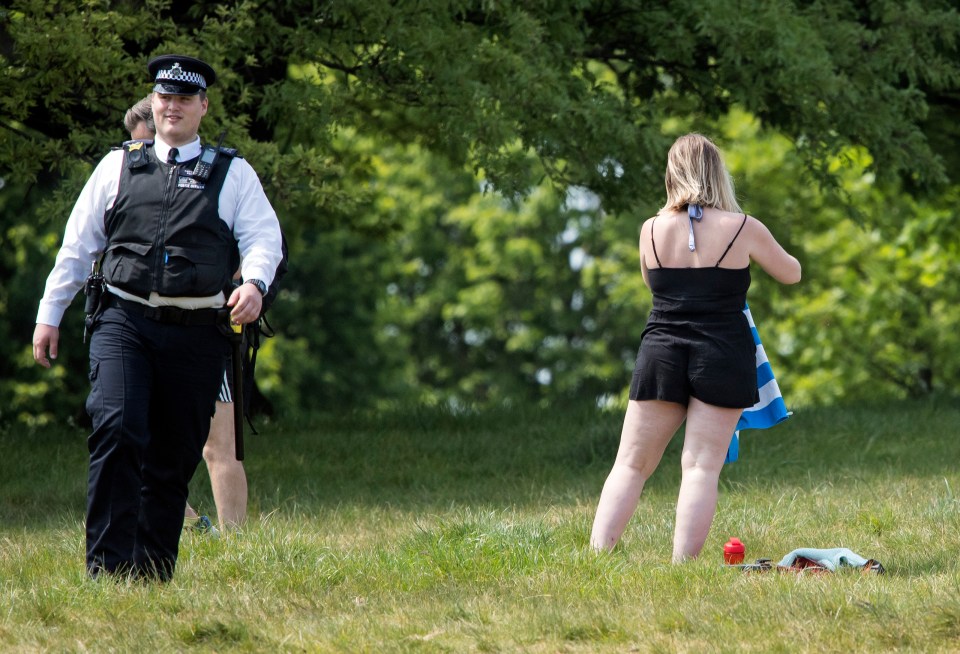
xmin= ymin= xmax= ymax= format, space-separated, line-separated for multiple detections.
xmin=36 ymin=135 xmax=283 ymax=327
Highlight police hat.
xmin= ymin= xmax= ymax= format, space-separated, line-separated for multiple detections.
xmin=148 ymin=55 xmax=217 ymax=95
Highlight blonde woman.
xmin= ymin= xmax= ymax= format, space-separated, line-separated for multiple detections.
xmin=590 ymin=134 xmax=801 ymax=561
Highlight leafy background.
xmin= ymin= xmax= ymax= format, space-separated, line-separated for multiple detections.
xmin=2 ymin=0 xmax=959 ymax=424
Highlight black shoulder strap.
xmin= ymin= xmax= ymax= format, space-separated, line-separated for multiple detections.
xmin=716 ymin=214 xmax=748 ymax=267
xmin=650 ymin=216 xmax=663 ymax=268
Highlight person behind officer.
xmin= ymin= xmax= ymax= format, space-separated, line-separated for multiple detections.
xmin=126 ymin=95 xmax=246 ymax=533
xmin=33 ymin=55 xmax=282 ymax=581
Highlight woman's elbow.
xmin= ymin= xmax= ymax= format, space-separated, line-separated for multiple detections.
xmin=781 ymin=259 xmax=802 ymax=285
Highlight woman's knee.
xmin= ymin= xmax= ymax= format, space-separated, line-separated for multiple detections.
xmin=679 ymin=449 xmax=725 ymax=478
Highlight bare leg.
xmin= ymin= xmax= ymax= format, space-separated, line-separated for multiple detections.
xmin=202 ymin=401 xmax=247 ymax=529
xmin=184 ymin=503 xmax=199 ymax=520
xmin=672 ymin=397 xmax=742 ymax=562
xmin=590 ymin=400 xmax=687 ymax=551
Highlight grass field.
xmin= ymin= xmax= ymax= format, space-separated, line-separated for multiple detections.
xmin=2 ymin=398 xmax=960 ymax=652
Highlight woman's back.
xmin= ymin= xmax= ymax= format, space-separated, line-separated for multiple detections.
xmin=640 ymin=207 xmax=801 ymax=286
xmin=646 ymin=267 xmax=750 ymax=315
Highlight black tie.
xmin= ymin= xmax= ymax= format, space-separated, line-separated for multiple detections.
xmin=167 ymin=148 xmax=178 ymax=165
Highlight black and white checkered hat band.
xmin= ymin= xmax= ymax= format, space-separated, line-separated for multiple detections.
xmin=156 ymin=68 xmax=207 ymax=89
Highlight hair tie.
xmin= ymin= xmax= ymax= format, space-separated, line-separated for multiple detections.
xmin=687 ymin=204 xmax=703 ymax=251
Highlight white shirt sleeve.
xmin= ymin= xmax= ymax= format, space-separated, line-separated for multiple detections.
xmin=36 ymin=151 xmax=123 ymax=327
xmin=218 ymin=156 xmax=283 ymax=287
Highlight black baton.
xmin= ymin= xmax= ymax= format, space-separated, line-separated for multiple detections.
xmin=230 ymin=322 xmax=245 ymax=461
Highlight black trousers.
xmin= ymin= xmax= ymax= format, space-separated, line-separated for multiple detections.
xmin=85 ymin=304 xmax=229 ymax=580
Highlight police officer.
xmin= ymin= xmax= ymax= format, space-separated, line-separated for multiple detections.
xmin=32 ymin=55 xmax=283 ymax=581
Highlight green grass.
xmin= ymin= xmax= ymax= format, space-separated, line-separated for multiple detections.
xmin=2 ymin=399 xmax=960 ymax=652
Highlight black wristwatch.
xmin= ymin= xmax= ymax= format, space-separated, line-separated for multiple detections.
xmin=245 ymin=278 xmax=267 ymax=296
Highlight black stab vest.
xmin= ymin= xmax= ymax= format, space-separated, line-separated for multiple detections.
xmin=102 ymin=142 xmax=238 ymax=299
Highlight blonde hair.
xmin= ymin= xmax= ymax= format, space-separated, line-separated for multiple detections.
xmin=660 ymin=133 xmax=741 ymax=214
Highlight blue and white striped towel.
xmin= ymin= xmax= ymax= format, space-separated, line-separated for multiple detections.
xmin=725 ymin=303 xmax=790 ymax=463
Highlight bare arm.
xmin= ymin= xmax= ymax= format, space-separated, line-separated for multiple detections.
xmin=747 ymin=218 xmax=801 ymax=284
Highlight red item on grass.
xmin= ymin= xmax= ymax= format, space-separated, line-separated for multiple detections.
xmin=723 ymin=537 xmax=745 ymax=564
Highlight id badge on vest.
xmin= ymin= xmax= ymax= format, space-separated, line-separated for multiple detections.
xmin=177 ymin=173 xmax=205 ymax=190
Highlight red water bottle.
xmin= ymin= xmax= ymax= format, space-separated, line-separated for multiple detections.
xmin=723 ymin=537 xmax=745 ymax=565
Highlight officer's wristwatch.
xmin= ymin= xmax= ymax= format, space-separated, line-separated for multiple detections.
xmin=245 ymin=278 xmax=267 ymax=296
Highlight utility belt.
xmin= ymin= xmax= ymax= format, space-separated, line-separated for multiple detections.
xmin=104 ymin=293 xmax=229 ymax=326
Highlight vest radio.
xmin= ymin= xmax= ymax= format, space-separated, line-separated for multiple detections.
xmin=191 ymin=131 xmax=227 ymax=181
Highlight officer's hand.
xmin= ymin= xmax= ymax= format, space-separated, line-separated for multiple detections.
xmin=33 ymin=323 xmax=60 ymax=368
xmin=227 ymin=283 xmax=263 ymax=325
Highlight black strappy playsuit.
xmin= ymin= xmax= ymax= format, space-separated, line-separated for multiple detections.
xmin=628 ymin=214 xmax=759 ymax=408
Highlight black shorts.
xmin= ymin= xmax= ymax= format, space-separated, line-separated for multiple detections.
xmin=628 ymin=311 xmax=758 ymax=409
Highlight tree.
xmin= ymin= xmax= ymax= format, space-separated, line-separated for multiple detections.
xmin=2 ymin=0 xmax=959 ymax=421
xmin=5 ymin=0 xmax=958 ymax=201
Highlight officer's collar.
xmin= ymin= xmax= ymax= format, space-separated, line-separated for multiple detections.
xmin=154 ymin=136 xmax=201 ymax=163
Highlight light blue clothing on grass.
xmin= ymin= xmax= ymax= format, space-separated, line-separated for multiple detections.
xmin=725 ymin=303 xmax=790 ymax=463
xmin=777 ymin=548 xmax=871 ymax=571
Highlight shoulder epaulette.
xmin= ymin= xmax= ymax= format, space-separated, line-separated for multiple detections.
xmin=112 ymin=139 xmax=153 ymax=151
xmin=218 ymin=146 xmax=240 ymax=158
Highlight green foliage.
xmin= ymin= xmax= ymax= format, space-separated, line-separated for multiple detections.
xmin=776 ymin=188 xmax=960 ymax=405
xmin=724 ymin=114 xmax=960 ymax=406
xmin=1 ymin=0 xmax=960 ymax=421
xmin=369 ymin=144 xmax=644 ymax=407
